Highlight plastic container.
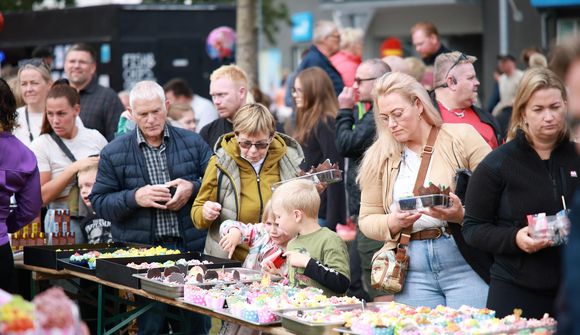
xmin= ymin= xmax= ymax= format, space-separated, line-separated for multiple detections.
xmin=271 ymin=169 xmax=343 ymax=191
xmin=527 ymin=209 xmax=570 ymax=246
xmin=397 ymin=194 xmax=450 ymax=212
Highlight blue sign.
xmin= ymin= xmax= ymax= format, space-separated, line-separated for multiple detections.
xmin=531 ymin=0 xmax=580 ymax=7
xmin=0 ymin=51 xmax=5 ymax=63
xmin=292 ymin=12 xmax=313 ymax=43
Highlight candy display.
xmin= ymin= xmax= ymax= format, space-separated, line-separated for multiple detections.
xmin=126 ymin=258 xmax=213 ymax=270
xmin=69 ymin=246 xmax=181 ymax=269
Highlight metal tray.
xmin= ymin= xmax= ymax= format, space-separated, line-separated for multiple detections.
xmin=275 ymin=302 xmax=399 ymax=335
xmin=271 ymin=169 xmax=343 ymax=191
xmin=133 ymin=273 xmax=184 ymax=299
xmin=398 ymin=194 xmax=450 ymax=211
xmin=217 ymin=305 xmax=281 ymax=326
xmin=186 ymin=267 xmax=280 ymax=288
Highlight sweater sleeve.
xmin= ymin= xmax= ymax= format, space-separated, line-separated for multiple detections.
xmin=191 ymin=155 xmax=219 ymax=230
xmin=462 ymin=161 xmax=523 ymax=255
xmin=335 ymin=108 xmax=375 ymax=158
xmin=7 ymin=167 xmax=42 ymax=233
xmin=303 ymin=258 xmax=350 ymax=294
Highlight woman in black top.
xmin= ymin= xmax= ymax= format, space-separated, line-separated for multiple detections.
xmin=292 ymin=67 xmax=346 ymax=231
xmin=463 ymin=67 xmax=580 ymax=318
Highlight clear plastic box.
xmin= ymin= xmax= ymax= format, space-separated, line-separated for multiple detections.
xmin=397 ymin=194 xmax=450 ymax=212
xmin=527 ymin=209 xmax=570 ymax=246
xmin=271 ymin=169 xmax=343 ymax=191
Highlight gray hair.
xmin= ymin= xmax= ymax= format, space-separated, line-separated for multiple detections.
xmin=433 ymin=51 xmax=477 ymax=87
xmin=129 ymin=80 xmax=166 ymax=110
xmin=313 ymin=20 xmax=337 ymax=44
xmin=361 ymin=58 xmax=391 ymax=77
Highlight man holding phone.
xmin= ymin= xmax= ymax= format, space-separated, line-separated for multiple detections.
xmin=89 ymin=80 xmax=212 ymax=334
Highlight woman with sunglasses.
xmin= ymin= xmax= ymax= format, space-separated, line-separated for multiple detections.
xmin=14 ymin=60 xmax=53 ymax=147
xmin=191 ymin=103 xmax=304 ymax=260
xmin=30 ymin=80 xmax=107 ymax=243
xmin=292 ymin=67 xmax=346 ymax=231
xmin=0 ymin=78 xmax=42 ymax=292
xmin=357 ymin=72 xmax=492 ymax=309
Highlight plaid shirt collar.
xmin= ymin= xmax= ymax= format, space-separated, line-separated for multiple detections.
xmin=79 ymin=77 xmax=99 ymax=94
xmin=136 ymin=125 xmax=170 ymax=147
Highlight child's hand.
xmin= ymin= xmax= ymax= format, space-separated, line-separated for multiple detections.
xmin=219 ymin=228 xmax=242 ymax=259
xmin=262 ymin=260 xmax=283 ymax=276
xmin=283 ymin=250 xmax=310 ymax=268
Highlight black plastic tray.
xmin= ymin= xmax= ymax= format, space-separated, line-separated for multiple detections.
xmin=58 ymin=258 xmax=97 ymax=275
xmin=96 ymin=252 xmax=241 ymax=289
xmin=23 ymin=242 xmax=146 ymax=270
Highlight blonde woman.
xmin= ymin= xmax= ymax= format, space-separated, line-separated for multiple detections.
xmin=357 ymin=72 xmax=491 ymax=309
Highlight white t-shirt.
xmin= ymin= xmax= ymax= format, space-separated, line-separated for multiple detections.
xmin=31 ymin=124 xmax=108 ymax=199
xmin=14 ymin=106 xmax=44 ymax=147
xmin=191 ymin=94 xmax=218 ymax=132
xmin=390 ymin=147 xmax=445 ymax=232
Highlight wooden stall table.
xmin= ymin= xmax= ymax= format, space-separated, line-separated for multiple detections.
xmin=15 ymin=260 xmax=294 ymax=335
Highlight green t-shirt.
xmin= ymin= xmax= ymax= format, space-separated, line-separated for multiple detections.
xmin=287 ymin=227 xmax=350 ymax=296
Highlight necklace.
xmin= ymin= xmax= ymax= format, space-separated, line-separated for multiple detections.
xmin=448 ymin=108 xmax=465 ymax=118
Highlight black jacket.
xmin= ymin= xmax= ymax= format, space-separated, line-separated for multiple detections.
xmin=463 ymin=130 xmax=580 ymax=290
xmin=335 ymin=105 xmax=376 ymax=215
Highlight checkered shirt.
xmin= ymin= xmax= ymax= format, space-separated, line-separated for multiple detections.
xmin=137 ymin=126 xmax=180 ymax=239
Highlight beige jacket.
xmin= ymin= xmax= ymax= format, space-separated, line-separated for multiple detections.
xmin=358 ymin=123 xmax=492 ymax=249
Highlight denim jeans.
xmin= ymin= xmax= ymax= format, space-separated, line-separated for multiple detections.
xmin=395 ymin=233 xmax=488 ymax=309
xmin=137 ymin=241 xmax=211 ymax=335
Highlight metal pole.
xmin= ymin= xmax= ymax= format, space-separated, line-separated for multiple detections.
xmin=499 ymin=0 xmax=509 ymax=55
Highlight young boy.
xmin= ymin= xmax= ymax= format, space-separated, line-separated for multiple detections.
xmin=78 ymin=161 xmax=113 ymax=244
xmin=271 ymin=179 xmax=350 ymax=296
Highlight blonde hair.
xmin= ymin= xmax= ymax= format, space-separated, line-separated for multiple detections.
xmin=262 ymin=199 xmax=274 ymax=223
xmin=339 ymin=27 xmax=364 ymax=50
xmin=433 ymin=51 xmax=477 ymax=88
xmin=271 ymin=179 xmax=320 ymax=220
xmin=357 ymin=72 xmax=442 ymax=187
xmin=293 ymin=67 xmax=339 ymax=144
xmin=528 ymin=53 xmax=548 ymax=68
xmin=507 ymin=67 xmax=568 ymax=142
xmin=210 ymin=64 xmax=249 ymax=88
xmin=404 ymin=57 xmax=426 ymax=82
xmin=168 ymin=103 xmax=194 ymax=121
xmin=78 ymin=159 xmax=99 ymax=177
xmin=233 ymin=103 xmax=276 ymax=137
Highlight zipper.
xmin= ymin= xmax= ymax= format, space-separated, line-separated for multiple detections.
xmin=254 ymin=153 xmax=269 ymax=220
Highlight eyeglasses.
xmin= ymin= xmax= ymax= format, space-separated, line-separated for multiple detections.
xmin=381 ymin=104 xmax=415 ymax=125
xmin=238 ymin=138 xmax=272 ymax=150
xmin=443 ymin=53 xmax=469 ymax=82
xmin=354 ymin=77 xmax=378 ymax=86
xmin=18 ymin=58 xmax=47 ymax=68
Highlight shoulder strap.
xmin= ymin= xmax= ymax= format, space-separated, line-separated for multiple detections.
xmin=49 ymin=132 xmax=77 ymax=162
xmin=399 ymin=126 xmax=439 ymax=246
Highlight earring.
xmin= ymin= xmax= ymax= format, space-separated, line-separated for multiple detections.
xmin=419 ymin=113 xmax=423 ymax=120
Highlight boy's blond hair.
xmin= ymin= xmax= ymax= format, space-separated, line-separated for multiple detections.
xmin=210 ymin=64 xmax=249 ymax=87
xmin=271 ymin=179 xmax=320 ymax=219
xmin=233 ymin=103 xmax=276 ymax=137
xmin=168 ymin=103 xmax=194 ymax=121
xmin=78 ymin=160 xmax=99 ymax=177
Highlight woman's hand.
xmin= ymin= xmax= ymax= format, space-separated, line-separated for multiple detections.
xmin=202 ymin=201 xmax=222 ymax=221
xmin=516 ymin=226 xmax=552 ymax=253
xmin=420 ymin=192 xmax=465 ymax=223
xmin=390 ymin=209 xmax=421 ymax=235
xmin=219 ymin=228 xmax=242 ymax=259
xmin=71 ymin=156 xmax=100 ymax=173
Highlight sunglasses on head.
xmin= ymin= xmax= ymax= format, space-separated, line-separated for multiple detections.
xmin=18 ymin=58 xmax=47 ymax=68
xmin=238 ymin=139 xmax=271 ymax=150
xmin=444 ymin=53 xmax=468 ymax=81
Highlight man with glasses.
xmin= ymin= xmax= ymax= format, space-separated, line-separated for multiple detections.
xmin=90 ymin=80 xmax=212 ymax=335
xmin=64 ymin=43 xmax=124 ymax=141
xmin=286 ymin=20 xmax=344 ymax=102
xmin=335 ymin=59 xmax=391 ymax=302
xmin=432 ymin=51 xmax=501 ymax=148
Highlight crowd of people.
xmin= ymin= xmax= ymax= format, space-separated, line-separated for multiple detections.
xmin=1 ymin=19 xmax=580 ymax=335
